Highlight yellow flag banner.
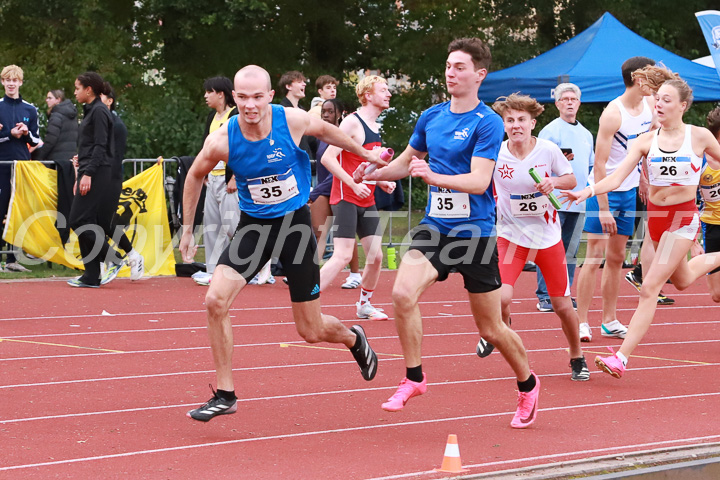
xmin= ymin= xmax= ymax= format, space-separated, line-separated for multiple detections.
xmin=3 ymin=161 xmax=83 ymax=269
xmin=112 ymin=162 xmax=175 ymax=277
xmin=3 ymin=161 xmax=175 ymax=276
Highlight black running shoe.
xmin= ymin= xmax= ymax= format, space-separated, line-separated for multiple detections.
xmin=475 ymin=337 xmax=495 ymax=358
xmin=657 ymin=293 xmax=675 ymax=305
xmin=570 ymin=356 xmax=590 ymax=381
xmin=187 ymin=386 xmax=238 ymax=422
xmin=625 ymin=271 xmax=642 ymax=292
xmin=349 ymin=325 xmax=377 ymax=381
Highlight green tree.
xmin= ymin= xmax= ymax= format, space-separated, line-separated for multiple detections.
xmin=2 ymin=0 xmax=716 ymax=189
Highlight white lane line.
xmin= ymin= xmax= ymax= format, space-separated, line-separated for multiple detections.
xmin=4 ymin=317 xmax=720 ymax=341
xmin=0 ymin=293 xmax=715 ymax=323
xmin=2 ymin=326 xmax=720 ymax=363
xmin=1 ymin=390 xmax=719 ymax=472
xmin=2 ymin=363 xmax=718 ymax=424
xmin=0 ymin=299 xmax=460 ymax=322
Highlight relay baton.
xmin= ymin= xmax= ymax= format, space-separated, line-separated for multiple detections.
xmin=363 ymin=148 xmax=394 ymax=175
xmin=528 ymin=168 xmax=562 ymax=210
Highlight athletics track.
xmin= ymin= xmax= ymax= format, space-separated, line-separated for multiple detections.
xmin=1 ymin=268 xmax=719 ymax=479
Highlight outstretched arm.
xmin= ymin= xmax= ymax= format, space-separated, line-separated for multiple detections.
xmin=560 ymin=137 xmax=647 ymax=206
xmin=410 ymin=155 xmax=495 ymax=195
xmin=360 ymin=143 xmax=419 ymax=182
xmin=287 ymin=108 xmax=385 ymax=167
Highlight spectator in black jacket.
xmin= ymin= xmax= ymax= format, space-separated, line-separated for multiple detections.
xmin=33 ymin=89 xmax=78 ymax=162
xmin=67 ymin=71 xmax=115 ymax=288
xmin=0 ymin=64 xmax=39 ymax=272
xmin=98 ymin=81 xmax=144 ymax=284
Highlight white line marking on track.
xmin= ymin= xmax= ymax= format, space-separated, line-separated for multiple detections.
xmin=2 ymin=364 xmax=718 ymax=424
xmin=1 ymin=390 xmax=719 ymax=472
xmin=0 ymin=299 xmax=452 ymax=322
xmin=0 ymin=293 xmax=715 ymax=322
xmin=2 ymin=325 xmax=719 ymax=363
xmin=4 ymin=314 xmax=720 ymax=344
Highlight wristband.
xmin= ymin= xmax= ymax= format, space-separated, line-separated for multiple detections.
xmin=588 ymin=184 xmax=596 ymax=198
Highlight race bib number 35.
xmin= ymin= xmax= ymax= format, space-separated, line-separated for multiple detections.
xmin=248 ymin=168 xmax=299 ymax=205
xmin=429 ymin=190 xmax=470 ymax=218
xmin=509 ymin=192 xmax=549 ymax=217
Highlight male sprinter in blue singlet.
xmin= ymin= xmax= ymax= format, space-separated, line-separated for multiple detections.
xmin=357 ymin=38 xmax=540 ymax=429
xmin=179 ymin=65 xmax=386 ymax=422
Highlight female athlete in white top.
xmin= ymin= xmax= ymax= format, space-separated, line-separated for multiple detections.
xmin=561 ymin=78 xmax=720 ymax=379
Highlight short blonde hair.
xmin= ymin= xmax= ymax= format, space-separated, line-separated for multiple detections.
xmin=356 ymin=75 xmax=386 ymax=106
xmin=631 ymin=65 xmax=679 ymax=93
xmin=493 ymin=93 xmax=544 ymax=119
xmin=1 ymin=65 xmax=23 ymax=81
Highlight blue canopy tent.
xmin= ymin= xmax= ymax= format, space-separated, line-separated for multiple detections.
xmin=479 ymin=12 xmax=720 ymax=103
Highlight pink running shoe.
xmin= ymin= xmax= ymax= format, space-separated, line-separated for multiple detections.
xmin=595 ymin=348 xmax=626 ymax=378
xmin=511 ymin=372 xmax=540 ymax=429
xmin=381 ymin=374 xmax=427 ymax=412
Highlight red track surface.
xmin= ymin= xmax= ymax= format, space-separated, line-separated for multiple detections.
xmin=1 ymin=269 xmax=719 ymax=479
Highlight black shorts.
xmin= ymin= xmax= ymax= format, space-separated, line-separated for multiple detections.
xmin=703 ymin=222 xmax=720 ymax=275
xmin=217 ymin=205 xmax=320 ymax=302
xmin=408 ymin=226 xmax=501 ymax=293
xmin=330 ymin=200 xmax=381 ymax=239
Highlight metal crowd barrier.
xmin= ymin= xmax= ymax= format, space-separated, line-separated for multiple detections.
xmin=0 ymin=158 xmax=178 ymax=258
xmin=4 ymin=158 xmax=653 ymax=265
xmin=0 ymin=158 xmax=414 ymax=260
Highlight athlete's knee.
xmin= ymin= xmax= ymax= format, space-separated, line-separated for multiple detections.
xmin=604 ymin=248 xmax=625 ymax=267
xmin=295 ymin=321 xmax=325 ymax=344
xmin=638 ymin=284 xmax=660 ymax=302
xmin=330 ymin=248 xmax=354 ymax=266
xmin=583 ymin=248 xmax=604 ymax=265
xmin=365 ymin=247 xmax=383 ymax=267
xmin=392 ymin=285 xmax=418 ymax=313
xmin=477 ymin=319 xmax=506 ymax=345
xmin=205 ymin=290 xmax=231 ymax=319
xmin=552 ymin=300 xmax=575 ymax=319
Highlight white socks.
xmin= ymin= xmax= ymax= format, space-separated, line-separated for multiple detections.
xmin=616 ymin=351 xmax=628 ymax=366
xmin=359 ymin=287 xmax=373 ymax=305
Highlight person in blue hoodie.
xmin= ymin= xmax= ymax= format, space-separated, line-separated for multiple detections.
xmin=0 ymin=64 xmax=39 ymax=272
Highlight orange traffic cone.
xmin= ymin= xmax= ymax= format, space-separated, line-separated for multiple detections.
xmin=435 ymin=434 xmax=468 ymax=473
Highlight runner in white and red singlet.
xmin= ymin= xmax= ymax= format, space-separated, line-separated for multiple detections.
xmin=491 ymin=93 xmax=589 ymax=381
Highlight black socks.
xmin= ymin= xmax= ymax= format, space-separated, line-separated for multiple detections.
xmin=216 ymin=389 xmax=237 ymax=401
xmin=517 ymin=374 xmax=537 ymax=393
xmin=406 ymin=365 xmax=423 ymax=383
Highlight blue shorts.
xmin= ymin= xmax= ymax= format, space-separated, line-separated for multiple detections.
xmin=583 ymin=188 xmax=637 ymax=237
